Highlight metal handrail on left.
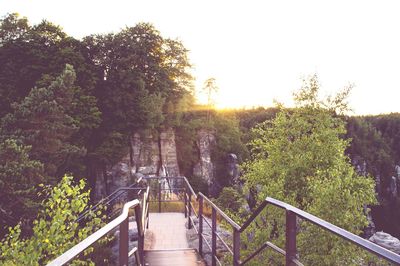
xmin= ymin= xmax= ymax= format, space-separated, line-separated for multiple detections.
xmin=48 ymin=185 xmax=150 ymax=266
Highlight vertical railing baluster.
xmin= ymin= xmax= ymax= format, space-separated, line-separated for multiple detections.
xmin=119 ymin=216 xmax=129 ymax=266
xmin=212 ymin=208 xmax=217 ymax=266
xmin=184 ymin=187 xmax=188 ymax=218
xmin=199 ymin=196 xmax=203 ymax=256
xmin=285 ymin=210 xmax=297 ymax=266
xmin=188 ymin=191 xmax=192 ymax=229
xmin=135 ymin=205 xmax=144 ymax=266
xmin=233 ymin=228 xmax=240 ymax=266
xmin=158 ymin=179 xmax=161 ymax=213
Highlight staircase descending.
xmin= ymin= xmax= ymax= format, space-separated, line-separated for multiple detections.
xmin=48 ymin=176 xmax=400 ymax=266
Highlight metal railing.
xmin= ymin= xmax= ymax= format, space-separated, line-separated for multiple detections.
xmin=47 ymin=185 xmax=150 ymax=266
xmin=76 ymin=177 xmax=144 ymax=223
xmin=174 ymin=176 xmax=400 ymax=266
xmin=49 ymin=176 xmax=400 ymax=265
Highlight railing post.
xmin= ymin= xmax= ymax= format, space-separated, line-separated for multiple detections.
xmin=285 ymin=210 xmax=297 ymax=266
xmin=119 ymin=217 xmax=129 ymax=266
xmin=188 ymin=191 xmax=192 ymax=229
xmin=212 ymin=208 xmax=217 ymax=266
xmin=198 ymin=196 xmax=203 ymax=256
xmin=184 ymin=188 xmax=188 ymax=218
xmin=135 ymin=205 xmax=144 ymax=266
xmin=158 ymin=179 xmax=161 ymax=213
xmin=233 ymin=228 xmax=240 ymax=266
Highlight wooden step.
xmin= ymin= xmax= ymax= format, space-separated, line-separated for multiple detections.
xmin=144 ymin=249 xmax=206 ymax=266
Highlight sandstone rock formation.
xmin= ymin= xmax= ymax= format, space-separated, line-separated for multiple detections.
xmin=369 ymin=231 xmax=400 ymax=254
xmin=193 ymin=129 xmax=215 ymax=186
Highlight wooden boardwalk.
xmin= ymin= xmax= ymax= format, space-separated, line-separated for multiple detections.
xmin=146 ymin=212 xmax=189 ymax=249
xmin=144 ymin=212 xmax=205 ymax=265
xmin=144 ymin=249 xmax=205 ymax=266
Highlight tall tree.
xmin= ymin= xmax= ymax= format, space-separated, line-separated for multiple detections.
xmin=242 ymin=75 xmax=376 ymax=265
xmin=1 ymin=64 xmax=85 ymax=177
xmin=84 ymin=23 xmax=193 ymax=166
xmin=0 ymin=139 xmax=43 ymax=228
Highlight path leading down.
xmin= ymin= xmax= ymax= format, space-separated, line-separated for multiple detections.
xmin=144 ymin=212 xmax=205 ymax=266
xmin=146 ymin=212 xmax=189 ymax=249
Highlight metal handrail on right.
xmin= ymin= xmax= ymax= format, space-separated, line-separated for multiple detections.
xmin=158 ymin=171 xmax=400 ymax=266
xmin=194 ymin=191 xmax=400 ymax=266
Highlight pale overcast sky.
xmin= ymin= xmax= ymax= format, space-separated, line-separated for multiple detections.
xmin=1 ymin=0 xmax=400 ymax=115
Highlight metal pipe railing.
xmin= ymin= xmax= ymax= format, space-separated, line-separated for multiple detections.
xmin=47 ymin=198 xmax=145 ymax=266
xmin=61 ymin=176 xmax=400 ymax=266
xmin=193 ymin=188 xmax=400 ymax=265
xmin=76 ymin=177 xmax=143 ymax=223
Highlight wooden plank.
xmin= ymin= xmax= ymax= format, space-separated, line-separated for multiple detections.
xmin=144 ymin=249 xmax=205 ymax=266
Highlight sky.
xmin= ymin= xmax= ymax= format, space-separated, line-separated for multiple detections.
xmin=1 ymin=0 xmax=400 ymax=115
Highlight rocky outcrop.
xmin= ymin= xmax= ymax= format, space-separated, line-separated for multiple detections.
xmin=94 ymin=153 xmax=135 ymax=200
xmin=130 ymin=132 xmax=160 ymax=176
xmin=369 ymin=231 xmax=400 ymax=254
xmin=160 ymin=128 xmax=180 ymax=177
xmin=193 ymin=129 xmax=215 ymax=185
xmin=227 ymin=153 xmax=240 ymax=185
xmin=95 ymin=128 xmax=180 ymax=199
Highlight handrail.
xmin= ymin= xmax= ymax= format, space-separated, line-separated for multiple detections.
xmin=239 ymin=200 xmax=268 ymax=233
xmin=195 ymin=187 xmax=400 ymax=265
xmin=47 ymin=199 xmax=141 ymax=266
xmin=199 ymin=192 xmax=241 ymax=231
xmin=58 ymin=176 xmax=400 ymax=266
xmin=76 ymin=177 xmax=143 ymax=222
xmin=183 ymin=176 xmax=197 ymax=200
xmin=265 ymin=197 xmax=400 ymax=264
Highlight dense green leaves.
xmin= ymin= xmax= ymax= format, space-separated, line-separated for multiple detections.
xmin=0 ymin=139 xmax=43 ymax=227
xmin=242 ymin=75 xmax=377 ymax=265
xmin=0 ymin=175 xmax=106 ymax=265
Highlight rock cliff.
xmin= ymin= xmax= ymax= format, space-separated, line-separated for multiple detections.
xmin=193 ymin=129 xmax=215 ymax=185
xmin=95 ymin=128 xmax=214 ymax=198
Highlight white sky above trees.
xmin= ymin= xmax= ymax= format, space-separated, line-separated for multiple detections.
xmin=2 ymin=0 xmax=400 ymax=115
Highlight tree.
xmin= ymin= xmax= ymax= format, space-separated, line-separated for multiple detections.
xmin=1 ymin=64 xmax=85 ymax=177
xmin=83 ymin=23 xmax=193 ymax=169
xmin=242 ymin=75 xmax=376 ymax=265
xmin=202 ymin=77 xmax=218 ymax=123
xmin=0 ymin=139 xmax=43 ymax=229
xmin=0 ymin=175 xmax=106 ymax=265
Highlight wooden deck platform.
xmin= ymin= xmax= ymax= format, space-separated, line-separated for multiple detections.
xmin=146 ymin=213 xmax=189 ymax=250
xmin=144 ymin=249 xmax=205 ymax=266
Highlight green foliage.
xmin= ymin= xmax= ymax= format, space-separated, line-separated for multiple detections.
xmin=175 ymin=109 xmax=248 ymax=194
xmin=210 ymin=113 xmax=248 ymax=187
xmin=0 ymin=64 xmax=86 ymax=177
xmin=0 ymin=175 xmax=106 ymax=265
xmin=346 ymin=117 xmax=393 ymax=179
xmin=242 ymin=75 xmax=376 ymax=265
xmin=215 ymin=187 xmax=245 ymax=213
xmin=0 ymin=139 xmax=44 ymax=226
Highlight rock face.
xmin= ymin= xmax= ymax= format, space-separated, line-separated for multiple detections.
xmin=130 ymin=132 xmax=160 ymax=176
xmin=94 ymin=153 xmax=135 ymax=200
xmin=369 ymin=231 xmax=400 ymax=254
xmin=160 ymin=128 xmax=180 ymax=177
xmin=227 ymin=153 xmax=240 ymax=185
xmin=364 ymin=206 xmax=376 ymax=238
xmin=94 ymin=128 xmax=222 ymax=199
xmin=193 ymin=129 xmax=215 ymax=186
xmin=95 ymin=128 xmax=181 ymax=198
